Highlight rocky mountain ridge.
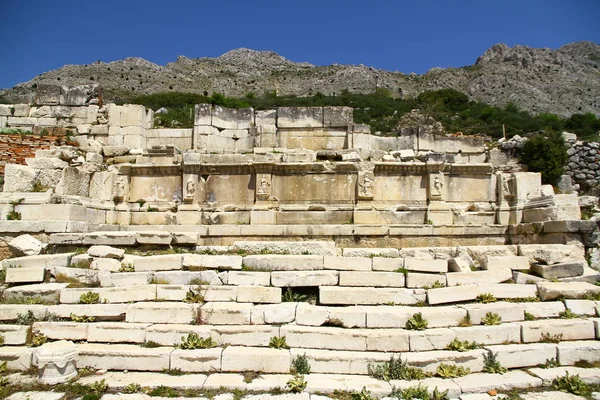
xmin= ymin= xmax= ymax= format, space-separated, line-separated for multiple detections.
xmin=2 ymin=42 xmax=599 ymax=117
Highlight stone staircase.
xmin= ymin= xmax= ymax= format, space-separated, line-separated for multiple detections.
xmin=1 ymin=240 xmax=600 ymax=398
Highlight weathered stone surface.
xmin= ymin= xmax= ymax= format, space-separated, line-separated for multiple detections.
xmin=520 ymin=319 xmax=596 ymax=342
xmin=4 ymin=283 xmax=68 ymax=303
xmin=3 ymin=164 xmax=37 ymax=192
xmin=281 ymin=325 xmax=366 ymax=351
xmin=251 ymin=303 xmax=297 ymax=325
xmin=100 ymin=271 xmax=152 ymax=287
xmin=90 ymin=258 xmax=121 ymax=272
xmin=60 ymin=286 xmax=156 ymax=304
xmin=87 ymin=322 xmax=150 ymax=343
xmin=342 ymin=248 xmax=399 ymax=258
xmin=83 ymin=232 xmax=137 ymax=246
xmin=446 ymin=268 xmax=512 ymax=286
xmin=2 ymin=254 xmax=72 ymax=270
xmin=528 ymin=366 xmax=600 ymax=386
xmin=451 ymin=324 xmax=521 ymax=347
xmin=243 ymin=255 xmax=323 ymax=271
xmin=227 ymin=271 xmax=271 ymax=286
xmin=183 ymin=254 xmax=242 ymax=270
xmin=293 ymin=348 xmax=388 ymax=375
xmin=0 ymin=347 xmax=33 ymax=370
xmin=404 ymin=258 xmax=447 ymax=273
xmin=405 ymin=273 xmax=446 ymax=288
xmin=519 ymin=244 xmax=586 ymax=265
xmin=389 ymin=377 xmax=461 ymax=398
xmin=201 ymin=302 xmax=252 ymax=325
xmin=87 ymin=245 xmax=125 ymax=259
xmin=55 ymin=167 xmax=91 ymax=197
xmin=0 ymin=325 xmax=29 ymax=345
xmin=25 ymin=157 xmax=68 ymax=169
xmin=170 ymin=348 xmax=222 ymax=373
xmin=448 ymin=258 xmax=472 ymax=273
xmin=320 ymin=287 xmax=425 ymax=305
xmin=77 ymin=343 xmax=172 ymax=371
xmin=558 ymin=340 xmax=600 ymax=365
xmin=338 ymin=271 xmax=405 ymax=287
xmin=5 ymin=267 xmax=45 ymax=283
xmin=454 ymin=370 xmax=542 ymax=394
xmin=232 ymin=241 xmax=337 ymax=256
xmin=461 ymin=302 xmax=524 ymax=324
xmin=236 ymin=286 xmax=281 ymax=304
xmin=33 ymin=321 xmax=88 ymax=341
xmin=427 ymin=284 xmax=479 ymax=305
xmin=46 ymin=304 xmax=128 ymax=320
xmin=404 ymin=349 xmax=486 ymax=373
xmin=8 ymin=234 xmax=45 ymax=256
xmin=532 ymin=261 xmax=585 ymax=279
xmin=154 ymin=270 xmax=222 ymax=286
xmin=126 ymin=302 xmax=198 ymax=324
xmin=522 ymin=301 xmax=565 ymax=318
xmin=475 ymin=283 xmax=538 ymax=300
xmin=486 ymin=343 xmax=557 ymax=368
xmin=304 ymin=373 xmax=391 ymax=396
xmin=77 ymin=370 xmax=207 ymax=389
xmin=483 ymin=255 xmax=530 ymax=270
xmin=221 ymin=346 xmax=289 ymax=373
xmin=365 ymin=305 xmax=465 ymax=329
xmin=371 ymin=257 xmax=404 ymax=272
xmin=323 ymin=256 xmax=371 ymax=271
xmin=537 ymin=282 xmax=600 ymax=300
xmin=133 ymin=255 xmax=183 ymax=271
xmin=563 ymin=299 xmax=598 ymax=316
xmin=271 ymin=271 xmax=338 ymax=287
xmin=135 ymin=231 xmax=172 ymax=245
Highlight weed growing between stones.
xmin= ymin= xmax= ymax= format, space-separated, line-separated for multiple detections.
xmin=16 ymin=310 xmax=37 ymax=325
xmin=269 ymin=335 xmax=289 ymax=349
xmin=477 ymin=293 xmax=497 ymax=303
xmin=351 ymin=387 xmax=375 ymax=400
xmin=290 ymin=353 xmax=311 ymax=374
xmin=559 ymin=308 xmax=578 ymax=319
xmin=177 ymin=333 xmax=216 ymax=349
xmin=446 ymin=337 xmax=480 ymax=352
xmin=28 ymin=333 xmax=48 ymax=347
xmin=481 ymin=312 xmax=502 ymax=325
xmin=0 ymin=335 xmax=4 ymax=346
xmin=458 ymin=315 xmax=472 ymax=327
xmin=118 ymin=263 xmax=134 ymax=272
xmin=79 ymin=291 xmax=100 ymax=304
xmin=574 ymin=360 xmax=600 ymax=368
xmin=405 ymin=312 xmax=428 ymax=330
xmin=140 ymin=340 xmax=161 ymax=348
xmin=539 ymin=358 xmax=560 ymax=368
xmin=286 ymin=374 xmax=307 ymax=393
xmin=183 ymin=287 xmax=204 ymax=303
xmin=436 ymin=363 xmax=470 ymax=378
xmin=243 ymin=371 xmax=261 ymax=383
xmin=524 ymin=311 xmax=535 ymax=321
xmin=422 ymin=280 xmax=446 ymax=289
xmin=368 ymin=355 xmax=428 ymax=381
xmin=281 ymin=287 xmax=317 ymax=303
xmin=390 ymin=384 xmax=449 ymax=400
xmin=551 ymin=372 xmax=590 ymax=396
xmin=540 ymin=332 xmax=563 ymax=343
xmin=124 ymin=383 xmax=142 ymax=393
xmin=70 ymin=314 xmax=96 ymax=322
xmin=162 ymin=368 xmax=185 ymax=376
xmin=0 ymin=270 xmax=5 ymax=284
xmin=483 ymin=351 xmax=507 ymax=374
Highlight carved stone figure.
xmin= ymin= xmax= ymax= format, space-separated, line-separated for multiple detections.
xmin=358 ymin=172 xmax=374 ymax=200
xmin=113 ymin=176 xmax=128 ymax=202
xmin=256 ymin=174 xmax=271 ymax=201
xmin=186 ymin=176 xmax=196 ymax=196
xmin=430 ymin=172 xmax=444 ymax=200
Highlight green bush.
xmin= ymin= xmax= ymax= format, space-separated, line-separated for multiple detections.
xmin=367 ymin=355 xmax=427 ymax=381
xmin=520 ymin=132 xmax=568 ymax=184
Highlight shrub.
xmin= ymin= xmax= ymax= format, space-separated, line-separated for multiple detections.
xmin=481 ymin=312 xmax=502 ymax=325
xmin=118 ymin=264 xmax=134 ymax=273
xmin=269 ymin=335 xmax=289 ymax=349
xmin=70 ymin=314 xmax=96 ymax=323
xmin=483 ymin=352 xmax=507 ymax=374
xmin=520 ymin=132 xmax=568 ymax=184
xmin=89 ymin=379 xmax=109 ymax=394
xmin=16 ymin=310 xmax=37 ymax=325
xmin=183 ymin=288 xmax=204 ymax=303
xmin=390 ymin=384 xmax=449 ymax=400
xmin=149 ymin=386 xmax=178 ymax=397
xmin=291 ymin=354 xmax=311 ymax=375
xmin=477 ymin=293 xmax=497 ymax=303
xmin=436 ymin=363 xmax=470 ymax=378
xmin=552 ymin=372 xmax=590 ymax=396
xmin=405 ymin=313 xmax=428 ymax=330
xmin=458 ymin=315 xmax=472 ymax=327
xmin=79 ymin=291 xmax=100 ymax=304
xmin=559 ymin=308 xmax=578 ymax=319
xmin=541 ymin=332 xmax=563 ymax=343
xmin=178 ymin=333 xmax=215 ymax=349
xmin=286 ymin=374 xmax=307 ymax=394
xmin=446 ymin=338 xmax=479 ymax=352
xmin=351 ymin=387 xmax=375 ymax=400
xmin=29 ymin=333 xmax=48 ymax=347
xmin=6 ymin=210 xmax=21 ymax=220
xmin=524 ymin=311 xmax=535 ymax=321
xmin=367 ymin=355 xmax=427 ymax=381
xmin=123 ymin=383 xmax=141 ymax=393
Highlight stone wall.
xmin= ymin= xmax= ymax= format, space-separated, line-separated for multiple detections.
xmin=0 ymin=134 xmax=71 ymax=174
xmin=566 ymin=140 xmax=600 ymax=194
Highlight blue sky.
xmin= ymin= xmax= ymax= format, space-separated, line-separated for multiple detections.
xmin=1 ymin=0 xmax=598 ymax=89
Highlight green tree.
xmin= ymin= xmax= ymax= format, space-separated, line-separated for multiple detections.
xmin=520 ymin=132 xmax=568 ymax=184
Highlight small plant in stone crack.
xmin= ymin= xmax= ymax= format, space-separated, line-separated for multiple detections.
xmin=436 ymin=363 xmax=470 ymax=378
xmin=540 ymin=332 xmax=563 ymax=343
xmin=177 ymin=333 xmax=215 ymax=349
xmin=183 ymin=288 xmax=204 ymax=303
xmin=405 ymin=312 xmax=428 ymax=330
xmin=141 ymin=340 xmax=161 ymax=348
xmin=422 ymin=280 xmax=446 ymax=289
xmin=79 ymin=291 xmax=100 ymax=304
xmin=282 ymin=288 xmax=313 ymax=303
xmin=551 ymin=372 xmax=590 ymax=396
xmin=286 ymin=374 xmax=307 ymax=393
xmin=476 ymin=293 xmax=497 ymax=303
xmin=269 ymin=335 xmax=289 ymax=349
xmin=482 ymin=351 xmax=507 ymax=374
xmin=124 ymin=383 xmax=142 ymax=393
xmin=391 ymin=384 xmax=449 ymax=400
xmin=290 ymin=353 xmax=311 ymax=375
xmin=458 ymin=314 xmax=472 ymax=327
xmin=70 ymin=314 xmax=96 ymax=323
xmin=539 ymin=357 xmax=560 ymax=369
xmin=89 ymin=378 xmax=109 ymax=394
xmin=446 ymin=337 xmax=480 ymax=352
xmin=16 ymin=310 xmax=37 ymax=325
xmin=368 ymin=355 xmax=428 ymax=381
xmin=481 ymin=312 xmax=502 ymax=325
xmin=524 ymin=311 xmax=535 ymax=321
xmin=0 ymin=335 xmax=4 ymax=346
xmin=0 ymin=376 xmax=8 ymax=388
xmin=0 ymin=361 xmax=7 ymax=373
xmin=119 ymin=263 xmax=135 ymax=273
xmin=29 ymin=333 xmax=48 ymax=347
xmin=559 ymin=308 xmax=578 ymax=319
xmin=351 ymin=387 xmax=375 ymax=400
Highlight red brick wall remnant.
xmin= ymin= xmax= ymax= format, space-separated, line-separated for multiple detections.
xmin=0 ymin=134 xmax=71 ymax=174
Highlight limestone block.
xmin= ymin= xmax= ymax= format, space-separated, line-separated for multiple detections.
xmin=0 ymin=104 xmax=12 ymax=116
xmin=183 ymin=254 xmax=242 ymax=270
xmin=513 ymin=271 xmax=546 ymax=285
xmin=327 ymin=307 xmax=366 ymax=328
xmin=232 ymin=241 xmax=338 ymax=256
xmin=222 ymin=346 xmax=289 ymax=373
xmin=295 ymin=303 xmax=328 ymax=326
xmin=202 ymin=286 xmax=238 ymax=302
xmin=33 ymin=321 xmax=88 ymax=341
xmin=251 ymin=303 xmax=297 ymax=324
xmin=531 ymin=261 xmax=584 ymax=279
xmin=282 ymin=151 xmax=317 ymax=163
xmin=170 ymin=348 xmax=222 ymax=373
xmin=446 ymin=268 xmax=512 ymax=286
xmin=528 ymin=366 xmax=600 ymax=386
xmin=83 ymin=232 xmax=137 ymax=246
xmin=483 ymin=256 xmax=530 ymax=271
xmin=293 ymin=348 xmax=388 ymax=375
xmin=143 ymin=324 xmax=216 ymax=346
xmin=342 ymin=248 xmax=399 ymax=258
xmin=25 ymin=157 xmax=68 ymax=170
xmin=5 ymin=267 xmax=45 ymax=283
xmin=4 ymin=283 xmax=68 ymax=303
xmin=8 ymin=234 xmax=45 ymax=257
xmin=537 ymin=282 xmax=600 ymax=301
xmin=89 ymin=171 xmax=116 ymax=201
xmin=203 ymin=373 xmax=248 ymax=390
xmin=278 ymin=107 xmax=323 ymax=128
xmin=216 ymin=325 xmax=279 ymax=347
xmin=211 ymin=106 xmax=253 ymax=130
xmin=78 ymin=371 xmax=208 ymax=390
xmin=558 ymin=340 xmax=600 ymax=365
xmin=450 ymin=324 xmax=521 ymax=346
xmin=0 ymin=325 xmax=30 ymax=345
xmin=522 ymin=301 xmax=565 ymax=318
xmin=486 ymin=343 xmax=557 ymax=369
xmin=462 ymin=302 xmax=524 ymax=324
xmin=304 ymin=374 xmax=391 ymax=397
xmin=407 ymin=328 xmax=455 ymax=352
xmin=7 ymin=116 xmax=36 ymax=126
xmin=55 ymin=167 xmax=91 ymax=197
xmin=338 ymin=271 xmax=405 ymax=287
xmin=201 ymin=302 xmax=252 ymax=325
xmin=3 ymin=164 xmax=37 ymax=192
xmin=563 ymin=299 xmax=597 ymax=316
xmin=281 ymin=325 xmax=367 ymax=351
xmin=46 ymin=304 xmax=128 ymax=320
xmin=323 ymin=256 xmax=371 ymax=271
xmin=404 ymin=258 xmax=447 ymax=273
xmin=365 ymin=305 xmax=465 ymax=329
xmin=119 ymin=105 xmax=146 ymax=127
xmin=0 ymin=347 xmax=33 ymax=371
xmin=453 ymin=370 xmax=542 ymax=394
xmin=59 ymin=286 xmax=156 ymax=304
xmin=372 ymin=257 xmax=404 ymax=272
xmin=404 ymin=349 xmax=486 ymax=373
xmin=194 ymin=104 xmax=212 ymax=125
xmin=90 ymin=258 xmax=121 ymax=272
xmin=12 ymin=104 xmax=31 ymax=117
xmin=243 ymin=255 xmax=324 ymax=271
xmin=520 ymin=319 xmax=596 ymax=343
xmin=476 ymin=283 xmax=538 ymax=299
xmin=236 ymin=286 xmax=281 ymax=304
xmin=323 ymin=106 xmax=353 ymax=128
xmin=519 ymin=244 xmax=585 ymax=265
xmin=126 ymin=302 xmax=197 ymax=324
xmin=133 ymin=255 xmax=182 ymax=271
xmin=87 ymin=322 xmax=150 ymax=343
xmin=87 ymin=245 xmax=125 ymax=259
xmin=172 ymin=232 xmax=199 ymax=246
xmin=102 ymin=146 xmax=129 ymax=157
xmin=365 ymin=329 xmax=412 ymax=352
xmin=320 ymin=287 xmax=425 ymax=305
xmin=448 ymin=258 xmax=472 ymax=273
xmin=271 ymin=271 xmax=339 ymax=287
xmin=405 ymin=273 xmax=446 ymax=288
xmin=136 ymin=231 xmax=172 ymax=245
xmin=77 ymin=343 xmax=172 ymax=371
xmin=427 ymin=284 xmax=479 ymax=305
xmin=390 ymin=377 xmax=461 ymax=399
xmin=228 ymin=271 xmax=271 ymax=286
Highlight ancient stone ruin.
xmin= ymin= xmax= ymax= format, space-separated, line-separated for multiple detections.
xmin=0 ymin=87 xmax=599 ymax=398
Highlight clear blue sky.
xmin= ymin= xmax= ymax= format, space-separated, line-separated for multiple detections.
xmin=1 ymin=0 xmax=598 ymax=89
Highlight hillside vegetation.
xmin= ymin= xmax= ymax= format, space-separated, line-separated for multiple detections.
xmin=132 ymin=89 xmax=600 ymax=140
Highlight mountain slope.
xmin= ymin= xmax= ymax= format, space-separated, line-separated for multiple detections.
xmin=2 ymin=42 xmax=599 ymax=117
